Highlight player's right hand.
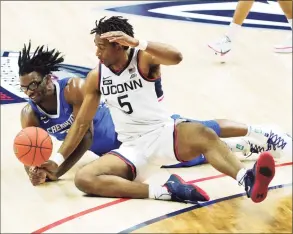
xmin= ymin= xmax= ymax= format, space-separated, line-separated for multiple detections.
xmin=28 ymin=167 xmax=47 ymax=186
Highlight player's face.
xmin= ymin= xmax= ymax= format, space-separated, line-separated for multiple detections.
xmin=94 ymin=34 xmax=120 ymax=67
xmin=19 ymin=72 xmax=49 ymax=104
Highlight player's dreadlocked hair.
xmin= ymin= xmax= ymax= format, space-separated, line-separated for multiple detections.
xmin=18 ymin=41 xmax=64 ymax=77
xmin=90 ymin=16 xmax=134 ymax=50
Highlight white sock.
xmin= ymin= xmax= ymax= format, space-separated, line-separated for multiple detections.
xmin=288 ymin=19 xmax=292 ymax=29
xmin=236 ymin=168 xmax=247 ymax=186
xmin=148 ymin=184 xmax=171 ymax=200
xmin=245 ymin=125 xmax=267 ymax=138
xmin=222 ymin=138 xmax=250 ymax=154
xmin=226 ymin=22 xmax=242 ymax=41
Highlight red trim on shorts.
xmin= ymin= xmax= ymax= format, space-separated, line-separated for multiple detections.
xmin=109 ymin=151 xmax=137 ymax=180
xmin=173 ymin=120 xmax=187 ymax=163
xmin=158 ymin=95 xmax=164 ymax=102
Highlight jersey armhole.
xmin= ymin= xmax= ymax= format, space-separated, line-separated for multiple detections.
xmin=137 ymin=50 xmax=161 ymax=83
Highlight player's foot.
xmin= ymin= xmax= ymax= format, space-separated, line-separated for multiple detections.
xmin=244 ymin=127 xmax=292 ymax=159
xmin=208 ymin=36 xmax=232 ymax=56
xmin=164 ymin=174 xmax=210 ymax=204
xmin=241 ymin=152 xmax=275 ymax=203
xmin=274 ymin=34 xmax=292 ymax=53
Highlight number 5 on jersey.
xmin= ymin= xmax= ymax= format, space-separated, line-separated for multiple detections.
xmin=118 ymin=95 xmax=133 ymax=114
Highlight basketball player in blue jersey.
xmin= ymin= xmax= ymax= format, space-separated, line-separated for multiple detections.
xmin=50 ymin=16 xmax=291 ymax=204
xmin=17 ymin=42 xmax=267 ymax=186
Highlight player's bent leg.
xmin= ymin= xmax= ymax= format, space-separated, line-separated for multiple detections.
xmin=74 ymin=153 xmax=209 ymax=203
xmin=175 ymin=122 xmax=275 ymax=203
xmin=175 ymin=122 xmax=244 ymax=178
xmin=74 ymin=154 xmax=148 ymax=198
xmin=165 ymin=117 xmax=250 ymax=168
xmin=173 ymin=115 xmax=292 ymax=159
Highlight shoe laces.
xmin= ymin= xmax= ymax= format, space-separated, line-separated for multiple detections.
xmin=244 ymin=140 xmax=265 ymax=158
xmin=266 ymin=131 xmax=288 ymax=151
xmin=238 ymin=170 xmax=254 ymax=197
xmin=245 ymin=131 xmax=289 ymax=157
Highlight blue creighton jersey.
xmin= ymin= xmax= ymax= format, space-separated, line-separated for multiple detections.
xmin=28 ymin=78 xmax=121 ymax=156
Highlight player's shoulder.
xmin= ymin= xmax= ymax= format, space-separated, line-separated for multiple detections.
xmin=63 ymin=77 xmax=85 ymax=103
xmin=21 ymin=103 xmax=34 ymax=116
xmin=85 ymin=68 xmax=100 ymax=89
xmin=89 ymin=66 xmax=100 ymax=78
xmin=20 ymin=103 xmax=39 ymax=127
xmin=66 ymin=77 xmax=85 ymax=89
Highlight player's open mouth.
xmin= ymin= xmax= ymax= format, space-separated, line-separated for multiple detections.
xmin=30 ymin=94 xmax=38 ymax=101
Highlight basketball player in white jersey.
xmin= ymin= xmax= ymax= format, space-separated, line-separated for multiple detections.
xmin=50 ymin=16 xmax=291 ymax=204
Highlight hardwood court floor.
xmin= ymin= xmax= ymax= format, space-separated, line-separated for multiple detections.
xmin=1 ymin=1 xmax=292 ymax=233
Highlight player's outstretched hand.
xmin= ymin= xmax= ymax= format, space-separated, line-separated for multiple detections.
xmin=100 ymin=31 xmax=139 ymax=47
xmin=28 ymin=167 xmax=46 ymax=186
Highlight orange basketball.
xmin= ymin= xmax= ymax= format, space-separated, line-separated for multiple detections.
xmin=13 ymin=127 xmax=53 ymax=166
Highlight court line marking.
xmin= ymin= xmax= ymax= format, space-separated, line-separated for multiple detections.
xmin=119 ymin=182 xmax=292 ymax=233
xmin=32 ymin=161 xmax=292 ymax=233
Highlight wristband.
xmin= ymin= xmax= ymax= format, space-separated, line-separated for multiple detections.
xmin=136 ymin=40 xmax=148 ymax=50
xmin=50 ymin=153 xmax=65 ymax=167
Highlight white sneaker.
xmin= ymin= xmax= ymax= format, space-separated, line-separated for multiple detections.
xmin=244 ymin=127 xmax=292 ymax=160
xmin=208 ymin=36 xmax=232 ymax=56
xmin=274 ymin=34 xmax=292 ymax=53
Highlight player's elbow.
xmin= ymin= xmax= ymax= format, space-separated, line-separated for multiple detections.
xmin=171 ymin=51 xmax=183 ymax=64
xmin=175 ymin=52 xmax=183 ymax=64
xmin=82 ymin=130 xmax=93 ymax=150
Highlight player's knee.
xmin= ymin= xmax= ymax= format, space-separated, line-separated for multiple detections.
xmin=74 ymin=169 xmax=104 ymax=195
xmin=200 ymin=124 xmax=219 ymax=141
xmin=190 ymin=124 xmax=219 ymax=152
xmin=74 ymin=170 xmax=93 ymax=194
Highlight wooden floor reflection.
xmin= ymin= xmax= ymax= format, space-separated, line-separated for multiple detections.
xmin=133 ymin=186 xmax=292 ymax=233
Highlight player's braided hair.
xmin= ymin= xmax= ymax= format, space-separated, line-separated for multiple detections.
xmin=18 ymin=41 xmax=64 ymax=77
xmin=90 ymin=16 xmax=134 ymax=50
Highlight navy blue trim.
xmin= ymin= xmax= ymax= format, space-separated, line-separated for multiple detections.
xmin=119 ymin=182 xmax=292 ymax=233
xmin=2 ymin=51 xmax=9 ymax=57
xmin=155 ymin=79 xmax=163 ymax=99
xmin=0 ymin=86 xmax=26 ymax=105
xmin=110 ymin=150 xmax=137 ymax=180
xmin=186 ymin=10 xmax=288 ymax=24
xmin=105 ymin=0 xmax=291 ymax=31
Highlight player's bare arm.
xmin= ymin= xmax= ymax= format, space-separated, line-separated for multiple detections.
xmin=57 ymin=69 xmax=101 ymax=159
xmin=100 ymin=31 xmax=183 ymax=65
xmin=48 ymin=77 xmax=94 ymax=178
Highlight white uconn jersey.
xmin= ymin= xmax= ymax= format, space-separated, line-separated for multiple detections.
xmin=99 ymin=48 xmax=172 ymax=142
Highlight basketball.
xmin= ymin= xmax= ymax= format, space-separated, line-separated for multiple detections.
xmin=13 ymin=127 xmax=53 ymax=166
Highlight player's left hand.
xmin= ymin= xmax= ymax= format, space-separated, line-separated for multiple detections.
xmin=100 ymin=31 xmax=139 ymax=48
xmin=29 ymin=167 xmax=47 ymax=186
